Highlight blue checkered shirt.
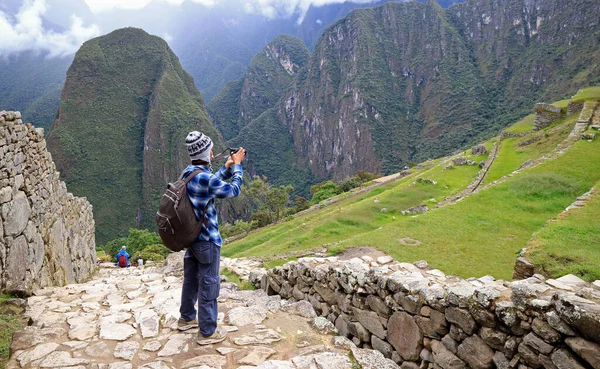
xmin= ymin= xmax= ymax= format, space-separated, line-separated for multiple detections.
xmin=183 ymin=163 xmax=243 ymax=247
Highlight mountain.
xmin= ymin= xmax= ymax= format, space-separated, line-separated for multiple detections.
xmin=46 ymin=28 xmax=222 ymax=244
xmin=210 ymin=0 xmax=600 ymax=187
xmin=207 ymin=35 xmax=315 ymax=191
xmin=223 ymin=87 xmax=600 ymax=282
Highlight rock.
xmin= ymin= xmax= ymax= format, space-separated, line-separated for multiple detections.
xmin=217 ymin=347 xmax=238 ymax=355
xmin=181 ymin=354 xmax=227 ymax=369
xmin=108 ymin=362 xmax=133 ymax=369
xmin=85 ymin=341 xmax=112 ymax=357
xmin=136 ymin=309 xmax=160 ymax=338
xmin=254 ymin=360 xmax=296 ymax=369
xmin=158 ymin=334 xmax=189 ymax=357
xmin=11 ymin=327 xmax=66 ymax=351
xmin=281 ymin=300 xmax=317 ymax=318
xmin=348 ymin=321 xmax=371 ymax=343
xmin=143 ymin=341 xmax=162 ymax=352
xmin=546 ymin=279 xmax=575 ymax=291
xmin=471 ymin=145 xmax=487 ymax=156
xmin=479 ymin=327 xmax=507 ymax=351
xmin=138 ymin=362 xmax=172 ymax=369
xmin=387 ymin=312 xmax=423 ymax=361
xmin=556 ymin=274 xmax=587 ymax=286
xmin=532 ymin=318 xmax=561 ymax=343
xmin=545 ymin=311 xmax=576 ymax=336
xmin=551 ymin=348 xmax=587 ymax=369
xmin=442 ymin=335 xmax=458 ymax=354
xmin=493 ymin=351 xmax=510 ymax=369
xmin=239 ymin=347 xmax=277 ymax=366
xmin=445 ymin=307 xmax=477 ymax=334
xmin=350 ymin=346 xmax=400 ymax=369
xmin=114 ymin=341 xmax=139 ymax=361
xmin=234 ymin=329 xmax=283 ymax=345
xmin=4 ymin=191 xmax=30 ymax=236
xmin=366 ymin=295 xmax=392 ymax=317
xmin=415 ymin=309 xmax=448 ymax=339
xmin=565 ymin=337 xmax=600 ymax=368
xmin=352 ymin=308 xmax=386 ymax=339
xmin=68 ymin=323 xmax=97 ymax=341
xmin=431 ymin=340 xmax=467 ymax=369
xmin=226 ymin=305 xmax=268 ymax=326
xmin=99 ymin=323 xmax=137 ymax=341
xmin=457 ymin=335 xmax=494 ymax=369
xmin=39 ymin=351 xmax=90 ymax=368
xmin=377 ymin=256 xmax=393 ymax=265
xmin=335 ymin=315 xmax=351 ymax=338
xmin=311 ymin=317 xmax=337 ymax=335
xmin=522 ymin=332 xmax=554 ymax=355
xmin=371 ymin=335 xmax=394 ymax=358
xmin=401 ymin=205 xmax=428 ymax=216
xmin=18 ymin=343 xmax=59 ymax=366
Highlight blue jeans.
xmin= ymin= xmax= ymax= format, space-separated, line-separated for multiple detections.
xmin=179 ymin=240 xmax=221 ymax=337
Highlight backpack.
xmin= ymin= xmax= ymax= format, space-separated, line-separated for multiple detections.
xmin=119 ymin=254 xmax=127 ymax=268
xmin=156 ymin=169 xmax=211 ymax=252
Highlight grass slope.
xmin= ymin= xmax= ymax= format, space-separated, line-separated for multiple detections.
xmin=224 ymin=88 xmax=600 ymax=281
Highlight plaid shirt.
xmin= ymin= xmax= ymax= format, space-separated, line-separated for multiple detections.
xmin=183 ymin=163 xmax=243 ymax=247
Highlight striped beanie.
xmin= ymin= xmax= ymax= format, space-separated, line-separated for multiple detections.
xmin=186 ymin=131 xmax=213 ymax=163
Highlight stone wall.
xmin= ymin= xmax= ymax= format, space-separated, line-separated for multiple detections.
xmin=533 ymin=103 xmax=563 ymax=131
xmin=255 ymin=256 xmax=600 ymax=369
xmin=0 ymin=111 xmax=96 ymax=295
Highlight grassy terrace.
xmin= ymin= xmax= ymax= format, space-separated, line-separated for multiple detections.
xmin=527 ymin=184 xmax=600 ymax=281
xmin=223 ymin=87 xmax=600 ymax=281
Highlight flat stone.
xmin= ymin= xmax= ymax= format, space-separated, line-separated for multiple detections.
xmin=377 ymin=256 xmax=394 ymax=265
xmin=99 ymin=323 xmax=137 ymax=341
xmin=233 ymin=329 xmax=282 ymax=345
xmin=181 ymin=354 xmax=226 ymax=369
xmin=158 ymin=334 xmax=189 ymax=357
xmin=138 ymin=362 xmax=172 ymax=369
xmin=546 ymin=279 xmax=575 ymax=291
xmin=293 ymin=352 xmax=354 ymax=369
xmin=253 ymin=360 xmax=295 ymax=369
xmin=479 ymin=327 xmax=507 ymax=351
xmin=85 ymin=341 xmax=111 ymax=357
xmin=556 ymin=274 xmax=587 ymax=285
xmin=68 ymin=324 xmax=97 ymax=341
xmin=11 ymin=327 xmax=66 ymax=351
xmin=551 ymin=348 xmax=586 ymax=369
xmin=532 ymin=318 xmax=561 ymax=343
xmin=311 ymin=317 xmax=337 ymax=335
xmin=353 ymin=308 xmax=386 ymax=339
xmin=226 ymin=305 xmax=267 ymax=326
xmin=18 ymin=343 xmax=59 ymax=366
xmin=457 ymin=335 xmax=494 ymax=369
xmin=143 ymin=341 xmax=162 ymax=352
xmin=39 ymin=351 xmax=90 ymax=368
xmin=593 ymin=280 xmax=600 ymax=289
xmin=522 ymin=332 xmax=554 ymax=354
xmin=281 ymin=300 xmax=317 ymax=318
xmin=114 ymin=341 xmax=139 ymax=360
xmin=136 ymin=309 xmax=160 ymax=338
xmin=216 ymin=347 xmax=238 ymax=355
xmin=239 ymin=347 xmax=277 ymax=366
xmin=445 ymin=307 xmax=477 ymax=334
xmin=431 ymin=340 xmax=467 ymax=369
xmin=387 ymin=312 xmax=422 ymax=361
xmin=4 ymin=191 xmax=30 ymax=236
xmin=565 ymin=337 xmax=600 ymax=368
xmin=108 ymin=362 xmax=133 ymax=369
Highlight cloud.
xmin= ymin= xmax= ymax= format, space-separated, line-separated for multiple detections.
xmin=242 ymin=0 xmax=378 ymax=23
xmin=0 ymin=0 xmax=101 ymax=57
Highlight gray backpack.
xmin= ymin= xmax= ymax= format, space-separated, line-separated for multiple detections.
xmin=156 ymin=169 xmax=210 ymax=251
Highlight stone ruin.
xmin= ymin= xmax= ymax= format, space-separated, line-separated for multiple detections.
xmin=251 ymin=256 xmax=600 ymax=369
xmin=0 ymin=111 xmax=96 ymax=295
xmin=533 ymin=103 xmax=563 ymax=131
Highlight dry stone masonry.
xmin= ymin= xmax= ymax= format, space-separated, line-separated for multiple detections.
xmin=6 ymin=255 xmax=402 ymax=369
xmin=533 ymin=103 xmax=563 ymax=131
xmin=0 ymin=111 xmax=95 ymax=295
xmin=255 ymin=256 xmax=600 ymax=369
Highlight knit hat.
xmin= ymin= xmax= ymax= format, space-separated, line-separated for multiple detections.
xmin=186 ymin=131 xmax=213 ymax=163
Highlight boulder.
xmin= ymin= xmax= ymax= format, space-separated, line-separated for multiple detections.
xmin=457 ymin=335 xmax=494 ymax=369
xmin=471 ymin=145 xmax=487 ymax=156
xmin=565 ymin=337 xmax=600 ymax=368
xmin=387 ymin=312 xmax=423 ymax=361
xmin=431 ymin=340 xmax=467 ymax=369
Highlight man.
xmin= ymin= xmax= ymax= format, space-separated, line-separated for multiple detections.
xmin=177 ymin=131 xmax=245 ymax=345
xmin=116 ymin=246 xmax=130 ymax=268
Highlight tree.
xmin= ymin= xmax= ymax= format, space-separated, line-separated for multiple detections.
xmin=267 ymin=185 xmax=293 ymax=221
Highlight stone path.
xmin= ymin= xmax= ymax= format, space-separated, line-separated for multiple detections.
xmin=6 ymin=254 xmax=398 ymax=369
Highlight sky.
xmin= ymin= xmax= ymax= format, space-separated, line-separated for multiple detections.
xmin=0 ymin=0 xmax=378 ymax=57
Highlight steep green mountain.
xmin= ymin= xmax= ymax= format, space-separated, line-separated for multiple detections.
xmin=208 ymin=35 xmax=315 ymax=191
xmin=224 ymin=87 xmax=600 ymax=281
xmin=47 ymin=28 xmax=222 ymax=244
xmin=210 ymin=0 xmax=600 ymax=189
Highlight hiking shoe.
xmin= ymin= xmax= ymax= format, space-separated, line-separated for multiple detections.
xmin=177 ymin=318 xmax=198 ymax=331
xmin=197 ymin=327 xmax=227 ymax=345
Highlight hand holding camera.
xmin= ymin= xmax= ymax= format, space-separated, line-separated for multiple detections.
xmin=225 ymin=147 xmax=246 ymax=169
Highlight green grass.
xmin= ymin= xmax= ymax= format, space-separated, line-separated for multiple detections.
xmin=571 ymin=87 xmax=600 ymax=102
xmin=0 ymin=294 xmax=25 ymax=368
xmin=330 ymin=138 xmax=600 ymax=280
xmin=504 ymin=114 xmax=535 ymax=133
xmin=224 ymin=151 xmax=485 ymax=258
xmin=483 ymin=117 xmax=576 ymax=184
xmin=527 ymin=185 xmax=600 ymax=281
xmin=221 ymin=269 xmax=255 ymax=290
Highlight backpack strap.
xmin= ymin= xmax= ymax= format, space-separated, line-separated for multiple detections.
xmin=181 ymin=168 xmax=212 ymax=230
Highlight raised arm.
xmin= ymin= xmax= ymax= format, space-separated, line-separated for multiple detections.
xmin=209 ymin=165 xmax=243 ymax=199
